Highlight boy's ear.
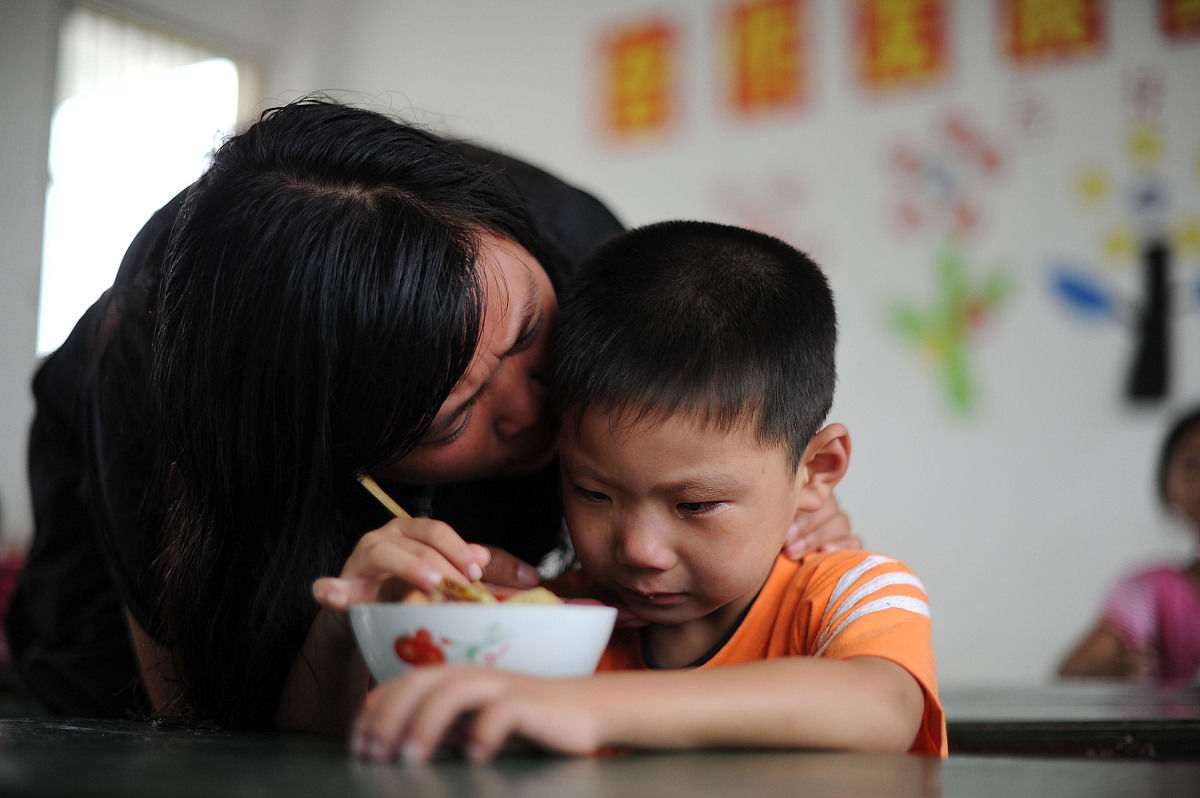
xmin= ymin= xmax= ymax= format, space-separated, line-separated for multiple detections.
xmin=794 ymin=423 xmax=851 ymax=512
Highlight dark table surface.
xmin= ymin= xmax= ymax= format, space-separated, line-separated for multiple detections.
xmin=942 ymin=682 xmax=1200 ymax=759
xmin=1 ymin=716 xmax=1198 ymax=798
xmin=0 ymin=682 xmax=1196 ymax=797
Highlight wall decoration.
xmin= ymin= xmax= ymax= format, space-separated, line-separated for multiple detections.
xmin=886 ymin=114 xmax=1014 ymax=414
xmin=711 ymin=169 xmax=828 ymax=259
xmin=723 ymin=0 xmax=810 ymax=115
xmin=890 ymin=248 xmax=1013 ymax=412
xmin=850 ymin=0 xmax=950 ymax=95
xmin=1159 ymin=0 xmax=1200 ymax=41
xmin=998 ymin=0 xmax=1106 ymax=66
xmin=1048 ymin=114 xmax=1200 ymax=401
xmin=598 ymin=18 xmax=679 ymax=141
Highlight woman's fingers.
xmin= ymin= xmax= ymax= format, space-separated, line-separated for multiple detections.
xmin=478 ymin=546 xmax=541 ymax=590
xmin=315 ymin=518 xmax=492 ymax=611
xmin=350 ymin=518 xmax=486 ymax=584
xmin=784 ymin=492 xmax=860 ymax=559
xmin=381 ymin=517 xmax=490 ymax=582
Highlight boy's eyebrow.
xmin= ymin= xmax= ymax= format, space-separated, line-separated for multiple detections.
xmin=658 ymin=474 xmax=744 ymax=495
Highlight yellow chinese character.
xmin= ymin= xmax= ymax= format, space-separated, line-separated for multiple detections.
xmin=1014 ymin=0 xmax=1090 ymax=52
xmin=875 ymin=0 xmax=937 ymax=77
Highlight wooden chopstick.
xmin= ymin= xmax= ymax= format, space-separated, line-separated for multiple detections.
xmin=355 ymin=471 xmax=411 ymax=519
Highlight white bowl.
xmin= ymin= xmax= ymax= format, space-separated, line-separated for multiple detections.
xmin=350 ymin=602 xmax=618 ymax=683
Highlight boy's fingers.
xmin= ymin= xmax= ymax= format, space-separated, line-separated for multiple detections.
xmin=355 ymin=674 xmax=431 ymax=761
xmin=467 ymin=700 xmax=521 ymax=761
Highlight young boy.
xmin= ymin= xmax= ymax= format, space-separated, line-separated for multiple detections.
xmin=351 ymin=221 xmax=946 ymax=762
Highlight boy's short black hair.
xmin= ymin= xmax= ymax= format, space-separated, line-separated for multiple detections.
xmin=553 ymin=220 xmax=836 ymax=466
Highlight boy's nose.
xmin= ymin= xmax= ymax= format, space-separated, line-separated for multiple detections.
xmin=613 ymin=515 xmax=675 ymax=571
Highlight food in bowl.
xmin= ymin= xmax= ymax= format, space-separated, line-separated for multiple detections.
xmin=350 ymin=581 xmax=617 ymax=682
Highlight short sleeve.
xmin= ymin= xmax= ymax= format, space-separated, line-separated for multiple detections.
xmin=800 ymin=552 xmax=945 ymax=757
xmin=1099 ymin=570 xmax=1161 ymax=653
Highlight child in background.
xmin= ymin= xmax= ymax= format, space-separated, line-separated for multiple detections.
xmin=351 ymin=221 xmax=946 ymax=761
xmin=1058 ymin=406 xmax=1200 ymax=684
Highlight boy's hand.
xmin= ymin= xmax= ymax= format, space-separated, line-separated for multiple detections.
xmin=784 ymin=492 xmax=860 ymax=559
xmin=352 ymin=667 xmax=603 ymax=762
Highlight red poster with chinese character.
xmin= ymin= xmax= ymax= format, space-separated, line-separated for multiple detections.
xmin=1159 ymin=0 xmax=1200 ymax=41
xmin=726 ymin=0 xmax=809 ymax=114
xmin=1000 ymin=0 xmax=1106 ymax=65
xmin=851 ymin=0 xmax=950 ymax=94
xmin=599 ymin=20 xmax=677 ymax=139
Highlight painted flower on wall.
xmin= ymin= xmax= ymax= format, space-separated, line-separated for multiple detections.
xmin=886 ymin=113 xmax=1015 ymax=415
xmin=1047 ymin=79 xmax=1200 ymax=403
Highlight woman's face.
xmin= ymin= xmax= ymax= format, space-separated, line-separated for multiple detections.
xmin=379 ymin=235 xmax=559 ymax=485
xmin=1165 ymin=423 xmax=1200 ymax=530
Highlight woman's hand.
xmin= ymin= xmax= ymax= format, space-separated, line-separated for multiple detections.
xmin=312 ymin=517 xmax=491 ymax=638
xmin=475 ymin=546 xmax=544 ymax=595
xmin=783 ymin=491 xmax=860 ymax=559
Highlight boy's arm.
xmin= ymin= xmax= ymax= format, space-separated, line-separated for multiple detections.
xmin=352 ymin=655 xmax=924 ymax=761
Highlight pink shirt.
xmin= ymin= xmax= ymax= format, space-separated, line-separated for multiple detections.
xmin=1101 ymin=565 xmax=1200 ymax=684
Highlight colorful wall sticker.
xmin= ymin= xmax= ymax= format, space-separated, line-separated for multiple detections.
xmin=850 ymin=0 xmax=951 ymax=95
xmin=886 ymin=114 xmax=1015 ymax=414
xmin=1048 ymin=109 xmax=1200 ymax=402
xmin=711 ymin=169 xmax=827 ymax=259
xmin=999 ymin=0 xmax=1107 ymax=66
xmin=1159 ymin=0 xmax=1200 ymax=41
xmin=598 ymin=18 xmax=679 ymax=141
xmin=723 ymin=0 xmax=811 ymax=115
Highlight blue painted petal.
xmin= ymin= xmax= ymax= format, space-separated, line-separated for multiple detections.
xmin=1049 ymin=265 xmax=1114 ymax=319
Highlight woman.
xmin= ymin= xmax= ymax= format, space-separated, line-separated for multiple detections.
xmin=7 ymin=98 xmax=852 ymax=731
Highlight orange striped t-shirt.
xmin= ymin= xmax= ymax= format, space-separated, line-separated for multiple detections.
xmin=590 ymin=550 xmax=946 ymax=757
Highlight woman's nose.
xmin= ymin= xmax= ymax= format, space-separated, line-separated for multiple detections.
xmin=492 ymin=363 xmax=546 ymax=439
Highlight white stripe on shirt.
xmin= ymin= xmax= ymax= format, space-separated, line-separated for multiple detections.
xmin=814 ymin=595 xmax=931 ymax=658
xmin=815 ymin=571 xmax=928 ymax=651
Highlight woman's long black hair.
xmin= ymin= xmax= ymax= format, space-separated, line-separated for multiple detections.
xmin=151 ymin=98 xmax=535 ymax=727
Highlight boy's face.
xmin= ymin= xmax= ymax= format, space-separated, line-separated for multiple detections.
xmin=560 ymin=407 xmax=805 ymax=642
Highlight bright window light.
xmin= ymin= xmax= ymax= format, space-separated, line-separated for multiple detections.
xmin=37 ymin=11 xmax=242 ymax=355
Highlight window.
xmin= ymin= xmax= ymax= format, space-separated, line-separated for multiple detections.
xmin=37 ymin=6 xmax=259 ymax=354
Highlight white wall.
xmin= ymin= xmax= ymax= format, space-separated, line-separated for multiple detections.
xmin=3 ymin=0 xmax=1199 ymax=688
xmin=0 ymin=0 xmax=57 ymax=551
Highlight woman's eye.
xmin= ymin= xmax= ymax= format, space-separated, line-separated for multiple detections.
xmin=573 ymin=486 xmax=609 ymax=503
xmin=424 ymin=411 xmax=472 ymax=447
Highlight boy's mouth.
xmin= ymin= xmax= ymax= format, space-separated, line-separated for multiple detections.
xmin=624 ymin=587 xmax=687 ymax=606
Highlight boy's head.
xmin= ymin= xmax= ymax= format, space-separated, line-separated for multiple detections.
xmin=553 ymin=220 xmax=836 ymax=466
xmin=552 ymin=221 xmax=848 ymax=647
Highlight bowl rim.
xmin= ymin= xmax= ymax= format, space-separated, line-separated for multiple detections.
xmin=349 ymin=601 xmax=617 ymax=616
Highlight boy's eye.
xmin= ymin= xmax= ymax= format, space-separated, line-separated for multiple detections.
xmin=677 ymin=501 xmax=721 ymax=515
